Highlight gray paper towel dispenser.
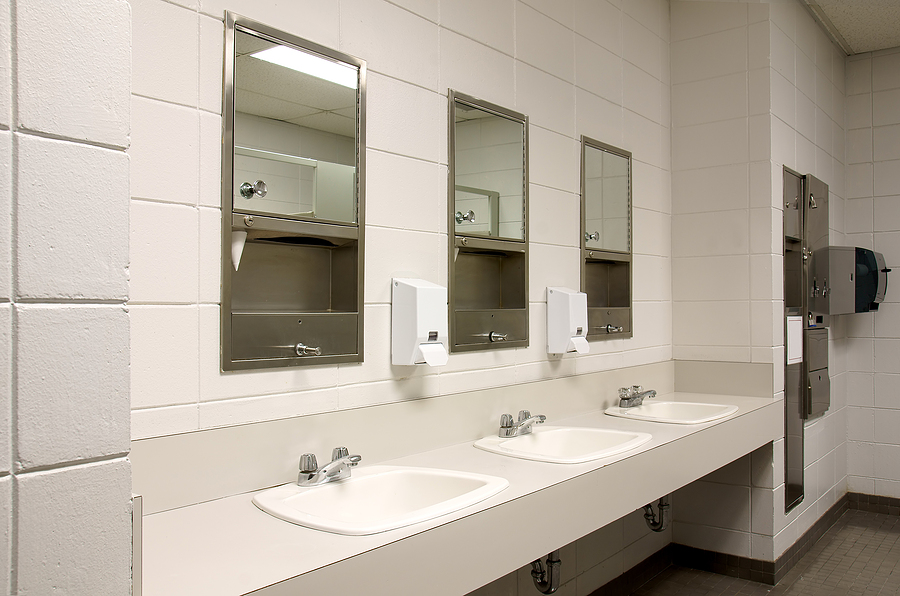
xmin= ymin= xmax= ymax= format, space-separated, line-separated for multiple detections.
xmin=813 ymin=246 xmax=890 ymax=315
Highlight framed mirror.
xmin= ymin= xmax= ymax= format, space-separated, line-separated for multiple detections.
xmin=581 ymin=137 xmax=632 ymax=340
xmin=448 ymin=90 xmax=528 ymax=352
xmin=221 ymin=13 xmax=366 ymax=370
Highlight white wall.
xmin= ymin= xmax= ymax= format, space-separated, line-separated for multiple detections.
xmin=844 ymin=47 xmax=900 ymax=496
xmin=128 ymin=0 xmax=673 ymax=439
xmin=3 ymin=1 xmax=133 ymax=594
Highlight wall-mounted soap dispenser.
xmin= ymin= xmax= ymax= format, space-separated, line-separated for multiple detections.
xmin=391 ymin=278 xmax=449 ymax=366
xmin=547 ymin=287 xmax=590 ymax=355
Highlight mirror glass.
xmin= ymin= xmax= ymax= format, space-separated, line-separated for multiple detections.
xmin=453 ymin=99 xmax=526 ymax=241
xmin=233 ymin=28 xmax=359 ymax=224
xmin=583 ymin=141 xmax=630 ymax=253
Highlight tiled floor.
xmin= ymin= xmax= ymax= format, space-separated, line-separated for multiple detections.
xmin=631 ymin=510 xmax=900 ymax=596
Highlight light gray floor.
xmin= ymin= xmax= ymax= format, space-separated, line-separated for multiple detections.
xmin=632 ymin=510 xmax=900 ymax=596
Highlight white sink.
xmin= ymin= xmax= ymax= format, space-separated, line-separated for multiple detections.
xmin=474 ymin=426 xmax=652 ymax=464
xmin=252 ymin=465 xmax=508 ymax=535
xmin=605 ymin=401 xmax=738 ymax=424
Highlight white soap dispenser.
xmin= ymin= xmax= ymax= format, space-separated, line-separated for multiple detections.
xmin=546 ymin=287 xmax=590 ymax=355
xmin=391 ymin=278 xmax=450 ymax=366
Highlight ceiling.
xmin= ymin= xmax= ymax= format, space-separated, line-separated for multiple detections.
xmin=802 ymin=1 xmax=900 ymax=55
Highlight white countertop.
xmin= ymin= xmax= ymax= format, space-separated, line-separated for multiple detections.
xmin=140 ymin=392 xmax=782 ymax=596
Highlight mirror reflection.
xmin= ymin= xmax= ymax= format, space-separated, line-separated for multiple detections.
xmin=583 ymin=141 xmax=630 ymax=253
xmin=233 ymin=29 xmax=359 ymax=224
xmin=453 ymin=101 xmax=526 ymax=241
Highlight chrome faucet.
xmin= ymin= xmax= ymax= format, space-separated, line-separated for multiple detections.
xmin=297 ymin=446 xmax=361 ymax=487
xmin=618 ymin=385 xmax=656 ymax=408
xmin=499 ymin=410 xmax=547 ymax=438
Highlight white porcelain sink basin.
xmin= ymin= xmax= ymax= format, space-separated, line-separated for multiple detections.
xmin=605 ymin=401 xmax=738 ymax=424
xmin=474 ymin=426 xmax=652 ymax=464
xmin=252 ymin=465 xmax=508 ymax=535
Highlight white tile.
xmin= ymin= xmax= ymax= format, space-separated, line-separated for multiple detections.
xmin=201 ymin=0 xmax=340 ymax=50
xmin=575 ymin=35 xmax=622 ymax=105
xmin=845 ymin=163 xmax=874 ymax=200
xmin=130 ymin=96 xmax=200 ymax=204
xmin=623 ymin=61 xmax=661 ymax=124
xmin=874 ymin=196 xmax=900 ymax=232
xmin=198 ymin=206 xmax=221 ymax=305
xmin=367 ymin=73 xmax=443 ymax=163
xmin=672 ymin=522 xmax=751 ymax=558
xmin=130 ymin=305 xmax=199 ymax=409
xmin=200 ymin=387 xmax=338 ymax=428
xmin=575 ymin=88 xmax=624 ymax=150
xmin=575 ymin=552 xmax=623 ymax=596
xmin=199 ymin=15 xmax=223 ymax=113
xmin=672 ymin=73 xmax=747 ymax=128
xmin=16 ymin=460 xmax=132 ymax=596
xmin=672 ymin=301 xmax=750 ymax=348
xmin=672 ymin=164 xmax=748 ymax=215
xmin=750 ymin=487 xmax=775 ymax=535
xmin=623 ymin=111 xmax=665 ymax=170
xmin=670 ymin=28 xmax=747 ymax=85
xmin=846 ymin=338 xmax=874 ymax=373
xmin=439 ymin=29 xmax=515 ymax=111
xmin=875 ymin=373 xmax=900 ymax=409
xmin=874 ymin=443 xmax=900 ymax=481
xmin=749 ymin=114 xmax=770 ymax=164
xmin=0 ymin=476 xmax=8 ymax=593
xmin=516 ymin=62 xmax=575 ymax=137
xmin=129 ymin=200 xmax=199 ymax=304
xmin=875 ymin=407 xmax=900 ymax=445
xmin=633 ymin=255 xmax=670 ymax=302
xmin=795 ymin=91 xmax=816 ymax=143
xmin=529 ymin=244 xmax=580 ymax=301
xmin=847 ymin=93 xmax=873 ymax=130
xmin=770 ymin=115 xmax=796 ymax=172
xmin=17 ymin=0 xmax=129 ymax=147
xmin=0 ymin=0 xmax=9 ymax=128
xmin=751 ymin=441 xmax=775 ymax=489
xmin=795 ymin=46 xmax=816 ymax=104
xmin=623 ymin=14 xmax=662 ymax=81
xmin=633 ymin=208 xmax=670 ymax=258
xmin=198 ymin=111 xmax=223 ymax=212
xmin=876 ymin=160 xmax=900 ymax=199
xmin=672 ymin=256 xmax=748 ymax=302
xmin=0 ymin=131 xmax=9 ymax=301
xmin=846 ymin=372 xmax=875 ymax=407
xmin=670 ymin=1 xmax=747 ymax=42
xmin=529 ymin=126 xmax=578 ymax=193
xmin=847 ymin=128 xmax=873 ymax=165
xmin=630 ymin=302 xmax=672 ymax=352
xmin=876 ymin=338 xmax=900 ymax=374
xmin=131 ymin=403 xmax=199 ymax=440
xmin=846 ymin=56 xmax=872 ymax=96
xmin=366 ymin=227 xmax=444 ymax=304
xmin=573 ymin=0 xmax=621 ymax=56
xmin=749 ymin=207 xmax=780 ymax=255
xmin=16 ymin=305 xmax=129 ymax=469
xmin=440 ymin=0 xmax=514 ymax=57
xmin=131 ymin=0 xmax=198 ymax=106
xmin=0 ymin=305 xmax=8 ymax=473
xmin=438 ymin=365 xmax=518 ymax=397
xmin=873 ymin=51 xmax=900 ymax=93
xmin=367 ymin=150 xmax=445 ymax=234
xmin=847 ymin=406 xmax=875 ymax=442
xmin=341 ymin=0 xmax=438 ymax=91
xmin=874 ymin=89 xmax=900 ymax=127
xmin=672 ymin=210 xmax=749 ymax=258
xmin=529 ymin=185 xmax=578 ymax=247
xmin=516 ymin=3 xmax=574 ymax=83
xmin=672 ymin=118 xmax=748 ymax=172
xmin=769 ymin=20 xmax=794 ymax=83
xmin=875 ymin=125 xmax=900 ymax=164
xmin=622 ymin=0 xmax=663 ymax=40
xmin=16 ymin=135 xmax=128 ymax=301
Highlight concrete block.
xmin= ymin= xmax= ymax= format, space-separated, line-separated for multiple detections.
xmin=16 ymin=460 xmax=132 ymax=596
xmin=0 ymin=304 xmax=8 ymax=474
xmin=16 ymin=134 xmax=128 ymax=300
xmin=131 ymin=0 xmax=198 ymax=107
xmin=17 ymin=0 xmax=130 ymax=147
xmin=16 ymin=305 xmax=129 ymax=469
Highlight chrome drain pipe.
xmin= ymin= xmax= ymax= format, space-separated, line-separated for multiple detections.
xmin=530 ymin=549 xmax=561 ymax=594
xmin=643 ymin=495 xmax=670 ymax=532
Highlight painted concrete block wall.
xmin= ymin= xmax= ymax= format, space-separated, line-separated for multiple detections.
xmin=6 ymin=0 xmax=133 ymax=594
xmin=844 ymin=47 xmax=900 ymax=496
xmin=129 ymin=0 xmax=673 ymax=439
xmin=670 ymin=0 xmax=848 ymax=563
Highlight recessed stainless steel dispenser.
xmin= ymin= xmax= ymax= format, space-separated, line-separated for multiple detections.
xmin=221 ymin=13 xmax=366 ymax=370
xmin=813 ymin=246 xmax=890 ymax=315
xmin=580 ymin=137 xmax=632 ymax=340
xmin=448 ymin=90 xmax=528 ymax=352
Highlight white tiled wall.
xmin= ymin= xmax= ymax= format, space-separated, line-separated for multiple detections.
xmin=844 ymin=46 xmax=900 ymax=497
xmin=5 ymin=0 xmax=133 ymax=594
xmin=129 ymin=0 xmax=673 ymax=439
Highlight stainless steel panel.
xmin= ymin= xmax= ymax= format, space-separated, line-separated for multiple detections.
xmin=584 ymin=257 xmax=630 ymax=308
xmin=785 ymin=363 xmax=804 ymax=512
xmin=454 ymin=309 xmax=527 ymax=350
xmin=587 ymin=306 xmax=631 ymax=339
xmin=805 ymin=327 xmax=828 ymax=371
xmin=783 ymin=168 xmax=803 ymax=241
xmin=805 ymin=174 xmax=830 ymax=327
xmin=817 ymin=246 xmax=855 ymax=315
xmin=807 ymin=368 xmax=831 ymax=418
xmin=232 ymin=313 xmax=358 ymax=365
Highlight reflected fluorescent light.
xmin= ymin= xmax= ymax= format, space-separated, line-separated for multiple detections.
xmin=251 ymin=46 xmax=357 ymax=89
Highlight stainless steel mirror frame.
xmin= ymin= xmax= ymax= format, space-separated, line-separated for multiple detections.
xmin=221 ymin=12 xmax=366 ymax=370
xmin=580 ymin=136 xmax=633 ymax=340
xmin=448 ymin=90 xmax=529 ymax=352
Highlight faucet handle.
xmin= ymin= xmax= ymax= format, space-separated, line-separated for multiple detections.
xmin=618 ymin=387 xmax=631 ymax=399
xmin=518 ymin=410 xmax=531 ymax=422
xmin=500 ymin=413 xmax=514 ymax=428
xmin=299 ymin=453 xmax=318 ymax=474
xmin=632 ymin=385 xmax=643 ymax=394
xmin=331 ymin=446 xmax=349 ymax=461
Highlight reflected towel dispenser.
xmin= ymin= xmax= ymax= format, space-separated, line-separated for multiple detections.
xmin=547 ymin=287 xmax=590 ymax=355
xmin=391 ymin=278 xmax=449 ymax=366
xmin=814 ymin=247 xmax=890 ymax=315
